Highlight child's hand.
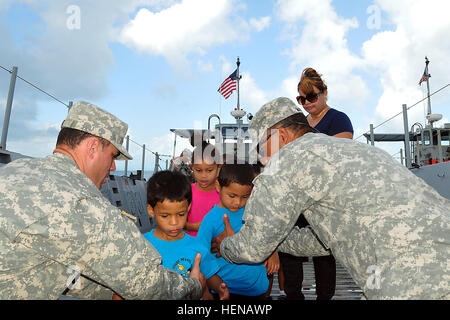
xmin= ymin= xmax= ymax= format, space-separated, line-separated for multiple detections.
xmin=217 ymin=282 xmax=230 ymax=300
xmin=201 ymin=290 xmax=214 ymax=300
xmin=189 ymin=253 xmax=207 ymax=294
xmin=264 ymin=251 xmax=280 ymax=275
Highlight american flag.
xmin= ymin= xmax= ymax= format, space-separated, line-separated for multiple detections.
xmin=419 ymin=71 xmax=431 ymax=86
xmin=218 ymin=69 xmax=238 ymax=99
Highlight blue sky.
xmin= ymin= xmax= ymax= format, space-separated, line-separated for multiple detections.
xmin=1 ymin=0 xmax=449 ymax=172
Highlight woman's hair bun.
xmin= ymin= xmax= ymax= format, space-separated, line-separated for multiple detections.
xmin=298 ymin=67 xmax=327 ymax=94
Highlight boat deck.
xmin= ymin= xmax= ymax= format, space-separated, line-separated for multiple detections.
xmin=269 ymin=260 xmax=364 ymax=300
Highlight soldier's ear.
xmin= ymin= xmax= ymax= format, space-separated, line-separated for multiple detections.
xmin=85 ymin=137 xmax=100 ymax=159
xmin=147 ymin=204 xmax=155 ymax=217
xmin=279 ymin=127 xmax=294 ymax=146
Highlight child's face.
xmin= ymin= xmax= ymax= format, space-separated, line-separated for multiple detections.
xmin=191 ymin=160 xmax=219 ymax=191
xmin=147 ymin=199 xmax=190 ymax=241
xmin=216 ymin=181 xmax=252 ymax=212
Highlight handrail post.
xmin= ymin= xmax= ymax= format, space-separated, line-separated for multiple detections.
xmin=142 ymin=144 xmax=145 ymax=180
xmin=1 ymin=66 xmax=18 ymax=150
xmin=124 ymin=135 xmax=129 ymax=176
xmin=369 ymin=124 xmax=375 ymax=146
xmin=154 ymin=152 xmax=159 ymax=174
xmin=402 ymin=104 xmax=412 ymax=168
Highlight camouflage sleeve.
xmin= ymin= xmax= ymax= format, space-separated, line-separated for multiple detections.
xmin=277 ymin=226 xmax=330 ymax=257
xmin=75 ymin=198 xmax=202 ymax=300
xmin=220 ymin=150 xmax=338 ymax=264
xmin=220 ymin=174 xmax=312 ymax=264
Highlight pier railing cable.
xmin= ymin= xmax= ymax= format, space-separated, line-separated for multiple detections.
xmin=355 ymin=82 xmax=450 ymax=141
xmin=0 ymin=64 xmax=70 ymax=108
xmin=1 ymin=64 xmax=171 ymax=173
xmin=128 ymin=137 xmax=171 ymax=158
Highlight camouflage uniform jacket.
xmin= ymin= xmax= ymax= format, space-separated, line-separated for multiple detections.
xmin=221 ymin=133 xmax=450 ymax=299
xmin=0 ymin=153 xmax=202 ymax=300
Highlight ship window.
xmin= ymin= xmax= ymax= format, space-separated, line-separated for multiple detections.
xmin=423 ymin=130 xmax=431 ymax=146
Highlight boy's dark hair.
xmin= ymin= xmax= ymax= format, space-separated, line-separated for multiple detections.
xmin=147 ymin=170 xmax=192 ymax=208
xmin=252 ymin=160 xmax=263 ymax=176
xmin=57 ymin=127 xmax=110 ymax=149
xmin=218 ymin=163 xmax=255 ymax=188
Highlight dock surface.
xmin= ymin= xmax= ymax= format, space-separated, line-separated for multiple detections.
xmin=270 ymin=260 xmax=364 ymax=300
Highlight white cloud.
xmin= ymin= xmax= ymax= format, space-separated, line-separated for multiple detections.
xmin=197 ymin=60 xmax=214 ymax=73
xmin=240 ymin=72 xmax=271 ymax=112
xmin=148 ymin=132 xmax=193 ymax=158
xmin=279 ymin=75 xmax=300 ymax=102
xmin=219 ymin=55 xmax=234 ymax=77
xmin=250 ymin=16 xmax=271 ymax=32
xmin=361 ymin=0 xmax=450 ymax=132
xmin=275 ymin=0 xmax=369 ymax=112
xmin=0 ymin=0 xmax=172 ymax=157
xmin=119 ymin=0 xmax=249 ymax=71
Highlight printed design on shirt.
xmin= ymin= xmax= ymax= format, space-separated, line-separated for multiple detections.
xmin=172 ymin=257 xmax=193 ymax=278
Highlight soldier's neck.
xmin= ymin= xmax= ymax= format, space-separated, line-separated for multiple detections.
xmin=54 ymin=144 xmax=85 ymax=175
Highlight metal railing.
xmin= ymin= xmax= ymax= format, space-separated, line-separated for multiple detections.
xmin=0 ymin=64 xmax=171 ymax=179
xmin=358 ymin=84 xmax=450 ymax=168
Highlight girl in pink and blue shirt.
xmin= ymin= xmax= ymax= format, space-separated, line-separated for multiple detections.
xmin=185 ymin=141 xmax=221 ymax=237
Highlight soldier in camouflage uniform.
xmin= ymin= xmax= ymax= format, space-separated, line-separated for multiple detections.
xmin=0 ymin=101 xmax=205 ymax=299
xmin=213 ymin=97 xmax=449 ymax=299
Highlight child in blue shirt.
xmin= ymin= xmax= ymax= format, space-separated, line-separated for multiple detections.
xmin=143 ymin=170 xmax=229 ymax=300
xmin=197 ymin=163 xmax=278 ymax=299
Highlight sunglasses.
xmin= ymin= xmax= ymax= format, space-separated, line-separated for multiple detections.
xmin=296 ymin=90 xmax=323 ymax=105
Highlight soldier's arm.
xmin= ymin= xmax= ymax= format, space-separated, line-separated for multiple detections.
xmin=220 ymin=151 xmax=337 ymax=264
xmin=74 ymin=198 xmax=203 ymax=300
xmin=277 ymin=226 xmax=330 ymax=257
xmin=219 ymin=176 xmax=308 ymax=264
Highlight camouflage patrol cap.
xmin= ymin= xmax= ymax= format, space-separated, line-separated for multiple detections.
xmin=61 ymin=101 xmax=133 ymax=160
xmin=249 ymin=97 xmax=305 ymax=143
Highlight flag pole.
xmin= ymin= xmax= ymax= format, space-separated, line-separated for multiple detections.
xmin=425 ymin=56 xmax=432 ymax=117
xmin=236 ymin=57 xmax=240 ymax=111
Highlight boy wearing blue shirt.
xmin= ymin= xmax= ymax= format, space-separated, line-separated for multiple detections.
xmin=143 ymin=171 xmax=229 ymax=300
xmin=197 ymin=164 xmax=278 ymax=299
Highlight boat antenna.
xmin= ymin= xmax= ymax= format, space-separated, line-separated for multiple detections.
xmin=423 ymin=57 xmax=432 ymax=121
xmin=236 ymin=57 xmax=241 ymax=111
xmin=230 ymin=57 xmax=246 ymax=146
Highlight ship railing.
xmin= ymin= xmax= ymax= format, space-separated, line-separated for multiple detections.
xmin=357 ymin=84 xmax=450 ymax=168
xmin=121 ymin=135 xmax=172 ymax=180
xmin=0 ymin=64 xmax=170 ymax=180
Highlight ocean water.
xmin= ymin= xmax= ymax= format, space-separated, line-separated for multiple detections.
xmin=112 ymin=170 xmax=154 ymax=180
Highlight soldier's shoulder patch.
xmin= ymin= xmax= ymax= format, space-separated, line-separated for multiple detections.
xmin=120 ymin=210 xmax=137 ymax=222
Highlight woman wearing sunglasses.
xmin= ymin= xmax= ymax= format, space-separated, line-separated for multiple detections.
xmin=297 ymin=68 xmax=353 ymax=139
xmin=277 ymin=68 xmax=354 ymax=300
